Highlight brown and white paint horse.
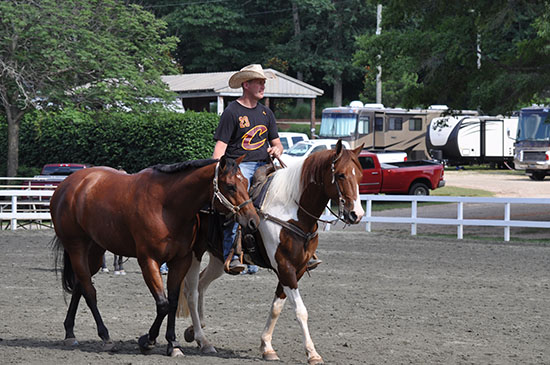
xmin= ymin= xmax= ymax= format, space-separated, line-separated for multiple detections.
xmin=182 ymin=140 xmax=364 ymax=364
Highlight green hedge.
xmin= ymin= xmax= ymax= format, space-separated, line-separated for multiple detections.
xmin=1 ymin=109 xmax=219 ymax=174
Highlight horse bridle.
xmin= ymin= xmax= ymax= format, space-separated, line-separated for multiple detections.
xmin=212 ymin=161 xmax=253 ymax=220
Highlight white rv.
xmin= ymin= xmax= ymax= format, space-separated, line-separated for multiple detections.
xmin=426 ymin=116 xmax=518 ymax=167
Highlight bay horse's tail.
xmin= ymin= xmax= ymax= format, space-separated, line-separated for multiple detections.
xmin=50 ymin=236 xmax=76 ymax=294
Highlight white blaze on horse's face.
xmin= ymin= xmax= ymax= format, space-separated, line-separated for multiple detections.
xmin=352 ymin=182 xmax=364 ymax=223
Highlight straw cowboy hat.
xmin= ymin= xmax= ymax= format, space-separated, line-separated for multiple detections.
xmin=228 ymin=64 xmax=275 ymax=89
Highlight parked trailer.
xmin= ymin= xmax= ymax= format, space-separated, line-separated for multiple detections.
xmin=426 ymin=116 xmax=518 ymax=167
xmin=319 ymin=102 xmax=477 ymax=161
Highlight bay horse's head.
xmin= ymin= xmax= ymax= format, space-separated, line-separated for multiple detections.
xmin=213 ymin=155 xmax=260 ymax=232
xmin=326 ymin=140 xmax=365 ymax=224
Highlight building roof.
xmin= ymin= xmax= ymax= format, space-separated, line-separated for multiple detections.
xmin=161 ymin=69 xmax=324 ymax=99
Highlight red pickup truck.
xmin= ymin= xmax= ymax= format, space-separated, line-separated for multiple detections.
xmin=358 ymin=151 xmax=445 ymax=195
xmin=31 ymin=163 xmax=91 ymax=189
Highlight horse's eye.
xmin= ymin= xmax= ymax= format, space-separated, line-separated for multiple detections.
xmin=226 ymin=184 xmax=237 ymax=193
xmin=337 ymin=173 xmax=346 ymax=180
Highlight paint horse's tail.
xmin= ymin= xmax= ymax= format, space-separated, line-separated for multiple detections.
xmin=50 ymin=236 xmax=76 ymax=294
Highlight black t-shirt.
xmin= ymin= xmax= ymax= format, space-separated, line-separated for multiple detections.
xmin=214 ymin=101 xmax=279 ymax=162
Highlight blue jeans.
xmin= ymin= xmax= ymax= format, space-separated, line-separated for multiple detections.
xmin=222 ymin=161 xmax=265 ymax=260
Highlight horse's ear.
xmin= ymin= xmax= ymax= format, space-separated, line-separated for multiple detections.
xmin=335 ymin=139 xmax=343 ymax=158
xmin=352 ymin=143 xmax=364 ymax=157
xmin=219 ymin=155 xmax=227 ymax=170
xmin=235 ymin=154 xmax=245 ymax=165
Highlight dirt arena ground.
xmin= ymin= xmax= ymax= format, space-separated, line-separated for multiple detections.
xmin=1 ymin=229 xmax=549 ymax=365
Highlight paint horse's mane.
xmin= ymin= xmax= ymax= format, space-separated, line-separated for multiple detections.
xmin=152 ymin=159 xmax=218 ymax=174
xmin=262 ymin=148 xmax=360 ymax=209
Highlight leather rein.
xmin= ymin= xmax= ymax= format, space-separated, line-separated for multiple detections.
xmin=257 ymin=154 xmax=349 ymax=246
xmin=211 ymin=161 xmax=253 ymax=220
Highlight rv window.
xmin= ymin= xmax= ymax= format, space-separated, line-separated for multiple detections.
xmin=375 ymin=117 xmax=384 ymax=131
xmin=388 ymin=117 xmax=403 ymax=130
xmin=358 ymin=115 xmax=370 ymax=134
xmin=409 ymin=118 xmax=422 ymax=131
xmin=320 ymin=113 xmax=357 ymax=137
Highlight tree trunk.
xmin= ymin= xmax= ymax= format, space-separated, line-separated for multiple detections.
xmin=333 ymin=76 xmax=343 ymax=107
xmin=6 ymin=112 xmax=20 ymax=177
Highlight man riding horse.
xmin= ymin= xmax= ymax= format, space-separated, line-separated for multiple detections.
xmin=213 ymin=64 xmax=321 ymax=274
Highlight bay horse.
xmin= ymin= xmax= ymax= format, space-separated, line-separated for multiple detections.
xmin=181 ymin=140 xmax=364 ymax=364
xmin=50 ymin=155 xmax=259 ymax=357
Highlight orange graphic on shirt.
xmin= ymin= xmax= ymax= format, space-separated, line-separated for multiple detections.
xmin=239 ymin=116 xmax=250 ymax=128
xmin=241 ymin=125 xmax=268 ymax=150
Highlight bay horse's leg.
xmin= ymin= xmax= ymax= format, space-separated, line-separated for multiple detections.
xmin=63 ymin=283 xmax=83 ymax=346
xmin=183 ymin=252 xmax=224 ymax=350
xmin=260 ymin=283 xmax=286 ymax=361
xmin=181 ymin=254 xmax=216 ymax=353
xmin=283 ymin=285 xmax=323 ymax=365
xmin=136 ymin=256 xmax=168 ymax=354
xmin=164 ymin=254 xmax=194 ymax=357
xmin=65 ymin=243 xmax=114 ymax=350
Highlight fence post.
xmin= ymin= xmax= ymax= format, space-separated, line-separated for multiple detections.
xmin=11 ymin=195 xmax=17 ymax=231
xmin=457 ymin=201 xmax=463 ymax=239
xmin=411 ymin=200 xmax=417 ymax=236
xmin=504 ymin=202 xmax=511 ymax=241
xmin=365 ymin=198 xmax=372 ymax=232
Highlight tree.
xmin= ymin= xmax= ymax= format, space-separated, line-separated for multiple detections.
xmin=354 ymin=0 xmax=550 ymax=113
xmin=0 ymin=0 xmax=178 ymax=176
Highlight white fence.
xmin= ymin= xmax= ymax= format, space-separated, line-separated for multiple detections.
xmin=0 ymin=178 xmax=55 ymax=230
xmin=2 ymin=178 xmax=550 ymax=240
xmin=322 ymin=195 xmax=550 ymax=241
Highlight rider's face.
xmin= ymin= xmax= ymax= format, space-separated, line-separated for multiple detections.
xmin=243 ymin=79 xmax=265 ymax=101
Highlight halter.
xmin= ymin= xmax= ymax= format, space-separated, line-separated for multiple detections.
xmin=212 ymin=161 xmax=253 ymax=220
xmin=329 ymin=151 xmax=348 ymax=223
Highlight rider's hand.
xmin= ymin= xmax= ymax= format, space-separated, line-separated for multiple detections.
xmin=267 ymin=145 xmax=282 ymax=158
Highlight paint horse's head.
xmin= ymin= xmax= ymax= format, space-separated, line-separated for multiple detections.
xmin=317 ymin=140 xmax=365 ymax=224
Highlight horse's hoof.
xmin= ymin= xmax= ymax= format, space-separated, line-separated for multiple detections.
xmin=102 ymin=340 xmax=116 ymax=352
xmin=167 ymin=342 xmax=184 ymax=357
xmin=170 ymin=347 xmax=184 ymax=357
xmin=262 ymin=351 xmax=280 ymax=361
xmin=184 ymin=326 xmax=195 ymax=343
xmin=63 ymin=337 xmax=78 ymax=347
xmin=138 ymin=334 xmax=156 ymax=354
xmin=308 ymin=356 xmax=324 ymax=365
xmin=200 ymin=344 xmax=217 ymax=354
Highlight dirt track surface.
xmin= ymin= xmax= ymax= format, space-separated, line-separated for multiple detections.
xmin=443 ymin=170 xmax=550 ymax=198
xmin=1 ymin=230 xmax=549 ymax=364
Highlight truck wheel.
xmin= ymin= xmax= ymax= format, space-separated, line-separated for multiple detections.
xmin=409 ymin=182 xmax=430 ymax=195
xmin=529 ymin=172 xmax=546 ymax=181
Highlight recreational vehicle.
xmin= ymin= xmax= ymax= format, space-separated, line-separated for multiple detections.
xmin=319 ymin=102 xmax=476 ymax=160
xmin=426 ymin=116 xmax=518 ymax=167
xmin=514 ymin=106 xmax=550 ymax=180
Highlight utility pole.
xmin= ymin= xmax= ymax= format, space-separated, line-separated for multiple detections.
xmin=376 ymin=4 xmax=382 ymax=104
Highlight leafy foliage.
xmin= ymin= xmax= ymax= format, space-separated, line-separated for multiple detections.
xmin=354 ymin=0 xmax=550 ymax=113
xmin=0 ymin=110 xmax=218 ymax=175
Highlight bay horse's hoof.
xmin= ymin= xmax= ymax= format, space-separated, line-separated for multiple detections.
xmin=308 ymin=356 xmax=324 ymax=365
xmin=102 ymin=339 xmax=116 ymax=352
xmin=138 ymin=334 xmax=156 ymax=354
xmin=184 ymin=326 xmax=195 ymax=343
xmin=63 ymin=337 xmax=78 ymax=346
xmin=262 ymin=351 xmax=280 ymax=361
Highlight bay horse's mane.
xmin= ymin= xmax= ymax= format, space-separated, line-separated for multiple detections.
xmin=152 ymin=159 xmax=218 ymax=174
